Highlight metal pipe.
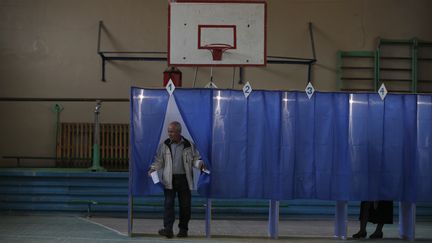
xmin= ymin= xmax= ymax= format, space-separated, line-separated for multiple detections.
xmin=418 ymin=41 xmax=432 ymax=46
xmin=0 ymin=97 xmax=129 ymax=102
xmin=102 ymin=51 xmax=167 ymax=54
xmin=97 ymin=21 xmax=103 ymax=53
xmin=193 ymin=67 xmax=198 ymax=88
xmin=90 ymin=100 xmax=105 ymax=172
xmin=104 ymin=56 xmax=167 ymax=61
xmin=102 ymin=54 xmax=313 ymax=62
xmin=267 ymin=55 xmax=315 ymax=62
xmin=267 ymin=59 xmax=316 ymax=65
xmin=308 ymin=22 xmax=317 ymax=60
xmin=231 ymin=67 xmax=236 ymax=89
xmin=412 ymin=38 xmax=418 ymax=92
xmin=375 ymin=49 xmax=381 ymax=91
xmin=3 ymin=156 xmax=57 ymax=160
xmin=53 ymin=104 xmax=64 ymax=160
xmin=2 ymin=155 xmax=92 ymax=167
xmin=379 ymin=38 xmax=415 ymax=46
xmin=239 ymin=67 xmax=244 ymax=84
xmin=100 ymin=53 xmax=106 ymax=82
xmin=337 ymin=51 xmax=342 ymax=90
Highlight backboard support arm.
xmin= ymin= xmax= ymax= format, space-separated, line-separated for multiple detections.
xmin=97 ymin=21 xmax=317 ymax=84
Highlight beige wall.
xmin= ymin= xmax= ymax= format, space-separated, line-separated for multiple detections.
xmin=1 ymin=0 xmax=431 ymax=166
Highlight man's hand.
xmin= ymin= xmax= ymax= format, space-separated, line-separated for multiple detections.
xmin=148 ymin=168 xmax=155 ymax=176
xmin=200 ymin=163 xmax=206 ymax=171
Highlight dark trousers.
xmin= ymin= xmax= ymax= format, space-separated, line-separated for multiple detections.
xmin=163 ymin=174 xmax=191 ymax=232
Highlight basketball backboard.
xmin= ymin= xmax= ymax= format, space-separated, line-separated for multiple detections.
xmin=168 ymin=1 xmax=266 ymax=66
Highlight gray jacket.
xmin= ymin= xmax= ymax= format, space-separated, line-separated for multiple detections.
xmin=150 ymin=137 xmax=203 ymax=190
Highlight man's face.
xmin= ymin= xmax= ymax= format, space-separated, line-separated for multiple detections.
xmin=168 ymin=124 xmax=181 ymax=142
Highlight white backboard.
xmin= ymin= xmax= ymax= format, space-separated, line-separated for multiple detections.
xmin=169 ymin=1 xmax=266 ymax=66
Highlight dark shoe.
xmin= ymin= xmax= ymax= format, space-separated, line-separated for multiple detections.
xmin=177 ymin=230 xmax=188 ymax=238
xmin=352 ymin=231 xmax=367 ymax=239
xmin=369 ymin=231 xmax=383 ymax=239
xmin=158 ymin=228 xmax=174 ymax=238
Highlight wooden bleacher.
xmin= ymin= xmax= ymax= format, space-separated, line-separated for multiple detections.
xmin=56 ymin=123 xmax=129 ymax=171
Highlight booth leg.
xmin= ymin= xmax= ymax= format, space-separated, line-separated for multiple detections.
xmin=399 ymin=202 xmax=416 ymax=241
xmin=334 ymin=200 xmax=348 ymax=240
xmin=268 ymin=200 xmax=279 ymax=239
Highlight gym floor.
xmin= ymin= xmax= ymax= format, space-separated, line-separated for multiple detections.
xmin=1 ymin=214 xmax=432 ymax=243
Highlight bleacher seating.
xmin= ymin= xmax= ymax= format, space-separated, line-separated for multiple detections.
xmin=1 ymin=169 xmax=432 ymax=219
xmin=56 ymin=123 xmax=129 ymax=170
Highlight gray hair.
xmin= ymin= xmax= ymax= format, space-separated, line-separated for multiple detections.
xmin=169 ymin=121 xmax=182 ymax=133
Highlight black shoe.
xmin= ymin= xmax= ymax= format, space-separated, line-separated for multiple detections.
xmin=352 ymin=231 xmax=367 ymax=239
xmin=158 ymin=228 xmax=174 ymax=238
xmin=369 ymin=231 xmax=383 ymax=239
xmin=177 ymin=230 xmax=188 ymax=238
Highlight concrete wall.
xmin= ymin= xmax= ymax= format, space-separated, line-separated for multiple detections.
xmin=1 ymin=0 xmax=431 ymax=166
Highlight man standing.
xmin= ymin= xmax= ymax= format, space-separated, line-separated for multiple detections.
xmin=148 ymin=121 xmax=206 ymax=238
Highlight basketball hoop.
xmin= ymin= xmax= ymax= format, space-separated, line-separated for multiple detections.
xmin=203 ymin=43 xmax=234 ymax=61
xmin=169 ymin=1 xmax=266 ymax=66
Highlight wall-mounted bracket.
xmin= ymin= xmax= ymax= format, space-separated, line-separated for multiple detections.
xmin=97 ymin=21 xmax=318 ymax=84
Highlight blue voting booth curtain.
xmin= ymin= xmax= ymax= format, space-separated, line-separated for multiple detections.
xmin=348 ymin=94 xmax=417 ymax=201
xmin=130 ymin=87 xmax=432 ymax=202
xmin=173 ymin=89 xmax=213 ymax=196
xmin=130 ymin=88 xmax=169 ymax=196
xmin=416 ymin=95 xmax=432 ymax=201
xmin=277 ymin=92 xmax=350 ymax=200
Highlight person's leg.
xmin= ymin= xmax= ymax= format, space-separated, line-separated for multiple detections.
xmin=177 ymin=175 xmax=191 ymax=237
xmin=159 ymin=189 xmax=175 ymax=238
xmin=359 ymin=201 xmax=371 ymax=232
xmin=370 ymin=223 xmax=384 ymax=239
xmin=375 ymin=223 xmax=383 ymax=232
xmin=353 ymin=201 xmax=370 ymax=238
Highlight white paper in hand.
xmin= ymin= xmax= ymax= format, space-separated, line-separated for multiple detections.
xmin=202 ymin=169 xmax=211 ymax=174
xmin=150 ymin=171 xmax=160 ymax=184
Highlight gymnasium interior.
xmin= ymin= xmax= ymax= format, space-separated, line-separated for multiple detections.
xmin=1 ymin=0 xmax=432 ymax=242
